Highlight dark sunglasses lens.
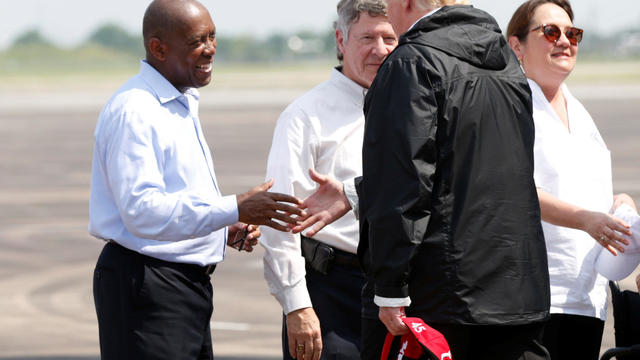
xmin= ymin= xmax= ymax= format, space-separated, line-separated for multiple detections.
xmin=567 ymin=28 xmax=583 ymax=45
xmin=565 ymin=30 xmax=577 ymax=45
xmin=543 ymin=25 xmax=561 ymax=42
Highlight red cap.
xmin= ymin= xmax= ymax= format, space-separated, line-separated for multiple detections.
xmin=380 ymin=317 xmax=452 ymax=360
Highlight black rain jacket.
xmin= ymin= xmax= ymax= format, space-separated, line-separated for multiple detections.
xmin=358 ymin=6 xmax=550 ymax=325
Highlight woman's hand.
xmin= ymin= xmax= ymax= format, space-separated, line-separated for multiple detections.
xmin=583 ymin=211 xmax=631 ymax=256
xmin=538 ymin=189 xmax=633 ymax=255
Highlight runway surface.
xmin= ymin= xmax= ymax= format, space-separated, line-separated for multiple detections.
xmin=0 ymin=80 xmax=639 ymax=359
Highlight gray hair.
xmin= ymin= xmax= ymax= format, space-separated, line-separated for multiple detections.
xmin=335 ymin=0 xmax=388 ymax=61
xmin=414 ymin=0 xmax=470 ymax=11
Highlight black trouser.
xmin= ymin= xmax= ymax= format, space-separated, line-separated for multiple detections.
xmin=282 ymin=245 xmax=365 ymax=360
xmin=542 ymin=313 xmax=604 ymax=360
xmin=93 ymin=241 xmax=215 ymax=360
xmin=361 ymin=317 xmax=550 ymax=360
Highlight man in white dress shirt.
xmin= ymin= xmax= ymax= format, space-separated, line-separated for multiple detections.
xmin=89 ymin=1 xmax=304 ymax=359
xmin=260 ymin=1 xmax=397 ymax=359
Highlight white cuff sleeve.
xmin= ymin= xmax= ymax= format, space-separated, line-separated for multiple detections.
xmin=214 ymin=194 xmax=239 ymax=227
xmin=274 ymin=279 xmax=313 ymax=315
xmin=343 ymin=178 xmax=359 ymax=220
xmin=374 ymin=295 xmax=411 ymax=308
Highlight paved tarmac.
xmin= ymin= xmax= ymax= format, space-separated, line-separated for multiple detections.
xmin=0 ymin=81 xmax=639 ymax=359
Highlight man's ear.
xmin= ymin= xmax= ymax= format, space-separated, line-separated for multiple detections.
xmin=148 ymin=37 xmax=168 ymax=62
xmin=508 ymin=36 xmax=524 ymax=60
xmin=336 ymin=29 xmax=346 ymax=56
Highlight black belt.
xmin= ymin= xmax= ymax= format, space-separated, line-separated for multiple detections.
xmin=202 ymin=263 xmax=217 ymax=275
xmin=301 ymin=235 xmax=359 ymax=275
xmin=333 ymin=250 xmax=360 ymax=268
xmin=106 ymin=240 xmax=217 ymax=275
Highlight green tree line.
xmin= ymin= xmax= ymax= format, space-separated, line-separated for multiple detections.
xmin=0 ymin=23 xmax=338 ymax=75
xmin=1 ymin=23 xmax=639 ymax=75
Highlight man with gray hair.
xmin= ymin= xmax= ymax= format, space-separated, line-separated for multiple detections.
xmin=260 ymin=1 xmax=397 ymax=359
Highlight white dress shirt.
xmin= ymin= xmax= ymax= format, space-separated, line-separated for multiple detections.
xmin=261 ymin=68 xmax=365 ymax=314
xmin=530 ymin=79 xmax=612 ymax=320
xmin=89 ymin=60 xmax=238 ymax=266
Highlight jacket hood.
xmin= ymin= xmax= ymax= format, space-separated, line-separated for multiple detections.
xmin=400 ymin=6 xmax=511 ymax=70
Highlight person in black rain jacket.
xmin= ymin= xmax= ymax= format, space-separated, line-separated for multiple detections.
xmin=358 ymin=2 xmax=551 ymax=360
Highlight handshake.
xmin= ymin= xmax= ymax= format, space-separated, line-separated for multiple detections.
xmin=230 ymin=169 xmax=349 ymax=251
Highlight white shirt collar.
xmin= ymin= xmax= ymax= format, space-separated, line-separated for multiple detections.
xmin=139 ymin=60 xmax=200 ymax=106
xmin=407 ymin=7 xmax=442 ymax=32
xmin=527 ymin=79 xmax=573 ymax=122
xmin=139 ymin=60 xmax=200 ymax=115
xmin=332 ymin=67 xmax=367 ymax=106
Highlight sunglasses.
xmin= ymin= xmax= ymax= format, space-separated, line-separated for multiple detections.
xmin=530 ymin=24 xmax=583 ymax=45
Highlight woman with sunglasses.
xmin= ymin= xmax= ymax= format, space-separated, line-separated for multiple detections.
xmin=507 ymin=1 xmax=637 ymax=359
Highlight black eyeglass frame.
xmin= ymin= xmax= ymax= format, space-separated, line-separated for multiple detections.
xmin=230 ymin=226 xmax=249 ymax=251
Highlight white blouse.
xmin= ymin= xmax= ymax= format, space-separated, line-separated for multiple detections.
xmin=530 ymin=79 xmax=612 ymax=321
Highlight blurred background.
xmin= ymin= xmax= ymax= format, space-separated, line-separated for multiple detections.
xmin=0 ymin=1 xmax=639 ymax=359
xmin=1 ymin=0 xmax=639 ymax=76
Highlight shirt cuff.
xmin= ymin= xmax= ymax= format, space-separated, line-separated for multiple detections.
xmin=218 ymin=194 xmax=239 ymax=224
xmin=374 ymin=295 xmax=411 ymax=308
xmin=274 ymin=279 xmax=313 ymax=315
xmin=343 ymin=179 xmax=359 ymax=220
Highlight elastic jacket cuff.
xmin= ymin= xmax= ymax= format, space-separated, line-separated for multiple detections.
xmin=374 ymin=295 xmax=411 ymax=308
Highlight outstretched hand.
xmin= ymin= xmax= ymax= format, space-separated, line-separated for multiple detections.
xmin=291 ymin=169 xmax=351 ymax=237
xmin=237 ymin=179 xmax=305 ymax=232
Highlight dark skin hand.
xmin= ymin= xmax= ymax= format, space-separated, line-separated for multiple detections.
xmin=237 ymin=179 xmax=306 ymax=232
xmin=227 ymin=223 xmax=260 ymax=252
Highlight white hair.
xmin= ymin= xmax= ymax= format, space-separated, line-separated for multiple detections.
xmin=414 ymin=0 xmax=470 ymax=11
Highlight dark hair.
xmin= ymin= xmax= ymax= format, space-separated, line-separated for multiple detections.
xmin=507 ymin=0 xmax=575 ymax=41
